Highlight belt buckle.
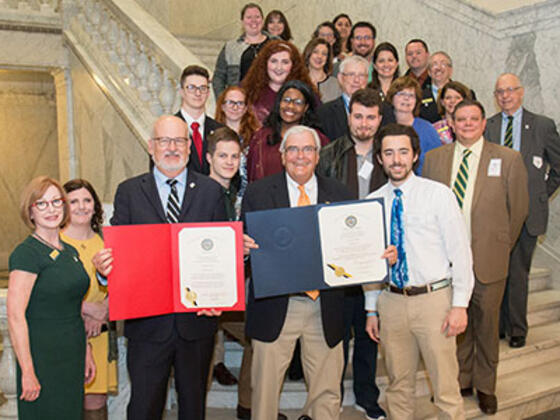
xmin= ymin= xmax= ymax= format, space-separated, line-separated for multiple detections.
xmin=403 ymin=286 xmax=413 ymax=296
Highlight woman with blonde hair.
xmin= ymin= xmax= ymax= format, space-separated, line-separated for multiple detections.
xmin=8 ymin=176 xmax=95 ymax=419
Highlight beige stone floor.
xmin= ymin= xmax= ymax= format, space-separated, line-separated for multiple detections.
xmin=165 ymin=406 xmax=369 ymax=420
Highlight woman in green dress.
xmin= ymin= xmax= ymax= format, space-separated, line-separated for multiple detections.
xmin=7 ymin=176 xmax=96 ymax=419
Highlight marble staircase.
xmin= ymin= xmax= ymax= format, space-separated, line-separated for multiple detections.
xmin=205 ymin=267 xmax=560 ymax=418
xmin=176 ymin=36 xmax=225 ymax=72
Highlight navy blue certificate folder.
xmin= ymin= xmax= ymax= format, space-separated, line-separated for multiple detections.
xmin=246 ymin=199 xmax=388 ymax=298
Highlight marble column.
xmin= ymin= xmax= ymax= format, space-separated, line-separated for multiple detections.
xmin=52 ymin=67 xmax=77 ymax=182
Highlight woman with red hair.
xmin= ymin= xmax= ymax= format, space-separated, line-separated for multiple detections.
xmin=242 ymin=40 xmax=314 ymax=125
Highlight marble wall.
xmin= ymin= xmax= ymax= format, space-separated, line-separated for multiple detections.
xmin=0 ymin=70 xmax=59 ymax=265
xmin=69 ymin=51 xmax=149 ymax=204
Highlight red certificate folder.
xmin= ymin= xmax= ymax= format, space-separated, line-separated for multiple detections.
xmin=104 ymin=222 xmax=245 ymax=321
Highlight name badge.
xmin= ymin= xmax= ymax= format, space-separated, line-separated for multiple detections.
xmin=358 ymin=160 xmax=374 ymax=179
xmin=488 ymin=158 xmax=502 ymax=177
xmin=422 ymin=97 xmax=434 ymax=105
xmin=533 ymin=156 xmax=543 ymax=169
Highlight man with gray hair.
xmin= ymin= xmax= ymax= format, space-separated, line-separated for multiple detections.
xmin=318 ymin=55 xmax=371 ymax=141
xmin=485 ymin=73 xmax=560 ymax=349
xmin=241 ymin=125 xmax=352 ymax=420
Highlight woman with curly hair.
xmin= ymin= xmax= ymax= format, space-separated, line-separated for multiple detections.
xmin=215 ymin=86 xmax=260 ymax=200
xmin=264 ymin=10 xmax=292 ymax=41
xmin=242 ymin=40 xmax=314 ymax=125
xmin=247 ymin=80 xmax=328 ymax=182
xmin=303 ymin=37 xmax=341 ymax=102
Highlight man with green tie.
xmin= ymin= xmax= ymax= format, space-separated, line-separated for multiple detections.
xmin=423 ymin=99 xmax=529 ymax=414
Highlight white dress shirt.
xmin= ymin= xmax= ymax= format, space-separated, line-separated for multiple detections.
xmin=364 ymin=173 xmax=474 ymax=311
xmin=451 ymin=138 xmax=483 ymax=241
xmin=180 ymin=109 xmax=206 ymax=139
xmin=286 ymin=173 xmax=318 ymax=207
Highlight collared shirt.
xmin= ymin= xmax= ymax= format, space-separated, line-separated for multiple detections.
xmin=451 ymin=138 xmax=483 ymax=240
xmin=180 ymin=109 xmax=206 ymax=139
xmin=286 ymin=173 xmax=318 ymax=207
xmin=341 ymin=93 xmax=350 ymax=114
xmin=356 ymin=147 xmax=374 ymax=200
xmin=364 ymin=173 xmax=474 ymax=311
xmin=431 ymin=83 xmax=439 ymax=101
xmin=500 ymin=107 xmax=523 ymax=152
xmin=153 ymin=165 xmax=188 ymax=210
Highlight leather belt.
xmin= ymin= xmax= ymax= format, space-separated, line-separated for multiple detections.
xmin=388 ymin=278 xmax=451 ymax=296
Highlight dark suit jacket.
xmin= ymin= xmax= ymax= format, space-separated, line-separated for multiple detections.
xmin=485 ymin=108 xmax=560 ymax=236
xmin=111 ymin=170 xmax=226 ymax=342
xmin=422 ymin=140 xmax=529 ymax=283
xmin=241 ymin=172 xmax=352 ymax=348
xmin=174 ymin=110 xmax=223 ymax=175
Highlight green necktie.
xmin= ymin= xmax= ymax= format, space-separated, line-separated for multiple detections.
xmin=504 ymin=116 xmax=514 ymax=148
xmin=453 ymin=149 xmax=472 ymax=208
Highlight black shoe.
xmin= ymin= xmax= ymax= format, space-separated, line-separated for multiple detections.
xmin=477 ymin=390 xmax=497 ymax=414
xmin=499 ymin=332 xmax=506 ymax=339
xmin=509 ymin=336 xmax=526 ymax=348
xmin=236 ymin=405 xmax=251 ymax=420
xmin=214 ymin=362 xmax=238 ymax=385
xmin=236 ymin=405 xmax=287 ymax=420
xmin=461 ymin=387 xmax=474 ymax=397
xmin=297 ymin=416 xmax=312 ymax=420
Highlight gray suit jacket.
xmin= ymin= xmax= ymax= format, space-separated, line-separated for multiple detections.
xmin=485 ymin=108 xmax=560 ymax=236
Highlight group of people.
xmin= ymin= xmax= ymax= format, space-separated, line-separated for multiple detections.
xmin=7 ymin=3 xmax=560 ymax=420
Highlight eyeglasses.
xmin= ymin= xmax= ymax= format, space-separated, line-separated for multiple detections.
xmin=430 ymin=61 xmax=451 ymax=68
xmin=341 ymin=72 xmax=368 ymax=80
xmin=224 ymin=99 xmax=246 ymax=107
xmin=318 ymin=32 xmax=334 ymax=39
xmin=354 ymin=35 xmax=373 ymax=41
xmin=184 ymin=84 xmax=209 ymax=94
xmin=32 ymin=198 xmax=65 ymax=211
xmin=284 ymin=145 xmax=317 ymax=155
xmin=494 ymin=86 xmax=522 ymax=96
xmin=395 ymin=91 xmax=416 ymax=99
xmin=153 ymin=137 xmax=189 ymax=148
xmin=281 ymin=97 xmax=306 ymax=106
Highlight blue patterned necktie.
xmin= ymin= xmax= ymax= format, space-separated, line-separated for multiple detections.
xmin=390 ymin=188 xmax=409 ymax=288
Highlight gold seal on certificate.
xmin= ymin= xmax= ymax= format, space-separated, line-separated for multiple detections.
xmin=184 ymin=287 xmax=198 ymax=306
xmin=318 ymin=200 xmax=387 ymax=287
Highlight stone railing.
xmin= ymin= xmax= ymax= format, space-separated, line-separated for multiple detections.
xmin=0 ymin=0 xmax=61 ymax=31
xmin=0 ymin=289 xmax=16 ymax=419
xmin=63 ymin=0 xmax=214 ymax=142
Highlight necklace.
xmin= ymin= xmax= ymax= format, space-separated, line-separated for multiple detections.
xmin=33 ymin=232 xmax=63 ymax=251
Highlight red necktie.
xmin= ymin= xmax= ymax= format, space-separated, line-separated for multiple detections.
xmin=191 ymin=122 xmax=203 ymax=164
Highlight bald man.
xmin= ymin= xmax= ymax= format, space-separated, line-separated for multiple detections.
xmin=485 ymin=73 xmax=560 ymax=348
xmin=109 ymin=115 xmax=226 ymax=420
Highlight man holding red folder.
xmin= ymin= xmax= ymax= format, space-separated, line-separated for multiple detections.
xmin=94 ymin=115 xmax=226 ymax=420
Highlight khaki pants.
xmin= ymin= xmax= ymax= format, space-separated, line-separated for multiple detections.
xmin=378 ymin=287 xmax=464 ymax=420
xmin=251 ymin=297 xmax=343 ymax=420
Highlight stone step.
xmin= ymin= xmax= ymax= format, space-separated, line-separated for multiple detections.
xmin=527 ymin=289 xmax=560 ymax=327
xmin=176 ymin=36 xmax=225 ymax=72
xmin=414 ymin=359 xmax=560 ymax=419
xmin=528 ymin=267 xmax=551 ymax=293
